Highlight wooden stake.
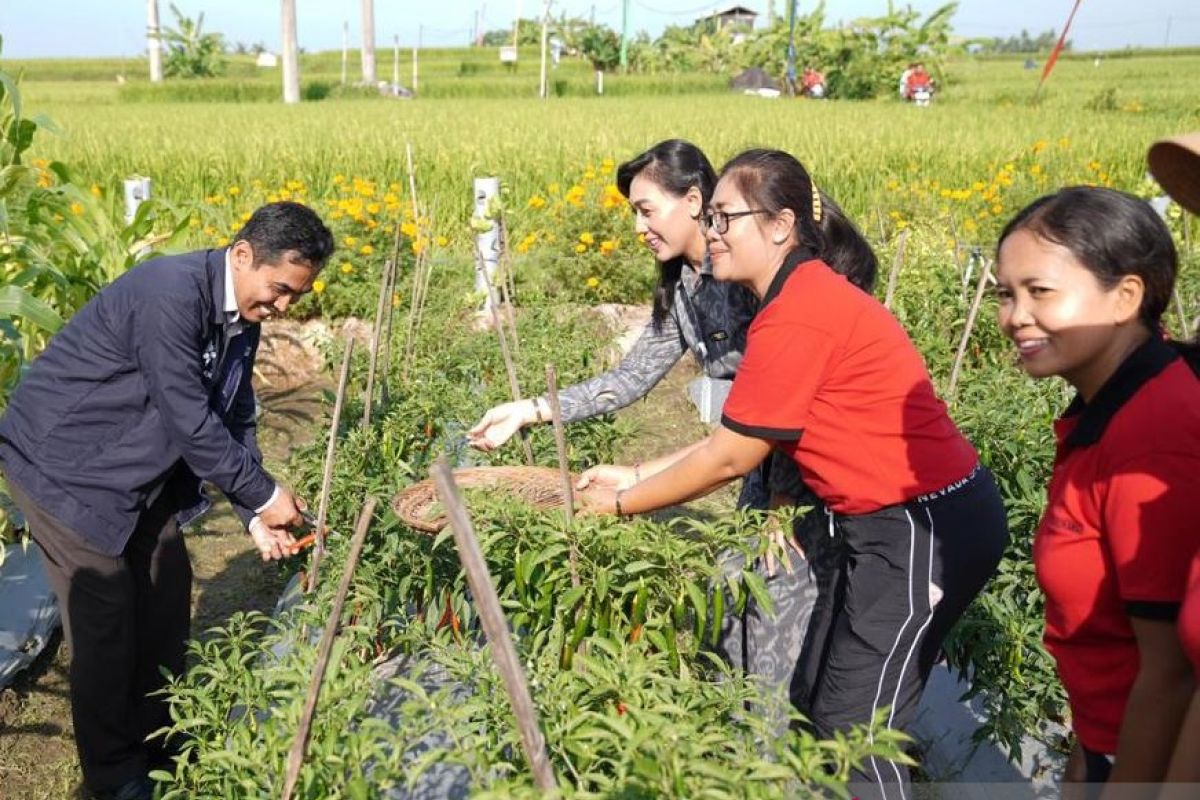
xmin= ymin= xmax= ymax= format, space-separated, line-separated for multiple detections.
xmin=430 ymin=459 xmax=557 ymax=791
xmin=544 ymin=364 xmax=580 ymax=588
xmin=280 ymin=497 xmax=377 ymax=800
xmin=477 ymin=241 xmax=534 ymax=465
xmin=379 ymin=255 xmax=398 ymax=406
xmin=306 ymin=335 xmax=355 ymax=594
xmin=949 ymin=259 xmax=993 ymax=401
xmin=883 ymin=227 xmax=909 ymax=311
xmin=362 ymin=258 xmax=392 ymax=428
xmin=497 ymin=214 xmax=520 ymax=357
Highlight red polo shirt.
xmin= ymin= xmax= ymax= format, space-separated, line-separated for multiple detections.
xmin=1180 ymin=554 xmax=1200 ymax=675
xmin=1035 ymin=339 xmax=1200 ymax=754
xmin=721 ymin=248 xmax=977 ymax=514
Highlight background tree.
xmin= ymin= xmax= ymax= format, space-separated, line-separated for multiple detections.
xmin=158 ymin=3 xmax=226 ymax=78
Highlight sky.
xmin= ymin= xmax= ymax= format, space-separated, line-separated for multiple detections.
xmin=1 ymin=1 xmax=1198 ymax=59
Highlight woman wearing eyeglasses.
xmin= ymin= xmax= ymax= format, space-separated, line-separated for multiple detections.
xmin=577 ymin=149 xmax=1008 ymax=800
xmin=468 ymin=139 xmax=879 ymax=713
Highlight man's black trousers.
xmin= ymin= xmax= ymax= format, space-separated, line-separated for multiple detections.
xmin=7 ymin=479 xmax=191 ymax=793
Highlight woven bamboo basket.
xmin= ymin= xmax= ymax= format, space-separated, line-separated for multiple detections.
xmin=391 ymin=466 xmax=575 ymax=533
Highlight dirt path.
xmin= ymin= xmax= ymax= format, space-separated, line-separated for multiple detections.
xmin=0 ymin=323 xmax=331 ymax=800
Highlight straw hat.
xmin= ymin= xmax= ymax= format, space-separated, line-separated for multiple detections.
xmin=1148 ymin=132 xmax=1200 ymax=214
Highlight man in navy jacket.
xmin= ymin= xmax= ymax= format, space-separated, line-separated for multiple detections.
xmin=0 ymin=201 xmax=334 ymax=800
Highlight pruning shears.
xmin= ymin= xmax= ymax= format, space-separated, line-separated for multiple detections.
xmin=288 ymin=510 xmax=334 ymax=555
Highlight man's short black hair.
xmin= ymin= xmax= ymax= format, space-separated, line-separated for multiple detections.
xmin=234 ymin=201 xmax=335 ymax=269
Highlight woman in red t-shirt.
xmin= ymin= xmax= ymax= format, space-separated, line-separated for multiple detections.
xmin=578 ymin=149 xmax=1009 ymax=799
xmin=994 ymin=186 xmax=1200 ymax=791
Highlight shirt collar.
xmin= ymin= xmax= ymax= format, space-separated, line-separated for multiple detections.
xmin=761 ymin=245 xmax=819 ymax=307
xmin=223 ymin=249 xmax=240 ymax=324
xmin=1061 ymin=336 xmax=1179 ymax=448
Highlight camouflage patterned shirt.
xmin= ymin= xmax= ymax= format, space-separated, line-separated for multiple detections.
xmin=554 ymin=259 xmax=760 ymax=423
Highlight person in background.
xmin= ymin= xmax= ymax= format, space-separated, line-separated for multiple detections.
xmin=1148 ymin=132 xmax=1200 ymax=797
xmin=576 ymin=148 xmax=1008 ymax=799
xmin=0 ymin=202 xmax=334 ymax=800
xmin=994 ymin=185 xmax=1200 ymax=797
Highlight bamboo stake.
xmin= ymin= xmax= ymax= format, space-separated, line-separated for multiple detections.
xmin=362 ymin=258 xmax=392 ymax=428
xmin=544 ymin=364 xmax=580 ymax=588
xmin=430 ymin=459 xmax=556 ymax=792
xmin=477 ymin=240 xmax=534 ymax=465
xmin=948 ymin=258 xmax=993 ymax=401
xmin=280 ymin=497 xmax=378 ymax=800
xmin=379 ymin=255 xmax=398 ymax=407
xmin=497 ymin=214 xmax=521 ymax=356
xmin=306 ymin=335 xmax=355 ymax=595
xmin=883 ymin=227 xmax=909 ymax=311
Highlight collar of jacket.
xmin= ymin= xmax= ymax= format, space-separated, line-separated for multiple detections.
xmin=207 ymin=248 xmax=231 ymax=325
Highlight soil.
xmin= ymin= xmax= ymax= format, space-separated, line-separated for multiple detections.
xmin=0 ymin=310 xmax=729 ymax=799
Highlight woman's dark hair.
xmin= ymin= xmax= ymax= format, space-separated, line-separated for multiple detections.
xmin=998 ymin=186 xmax=1198 ymax=366
xmin=235 ymin=201 xmax=335 ymax=269
xmin=718 ymin=149 xmax=877 ymax=292
xmin=617 ymin=139 xmax=716 ymax=330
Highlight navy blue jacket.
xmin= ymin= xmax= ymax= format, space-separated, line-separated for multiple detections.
xmin=0 ymin=249 xmax=274 ymax=556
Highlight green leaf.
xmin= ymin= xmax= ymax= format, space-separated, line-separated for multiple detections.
xmin=0 ymin=285 xmax=63 ymax=332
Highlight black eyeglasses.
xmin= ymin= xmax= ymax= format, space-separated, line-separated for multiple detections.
xmin=702 ymin=208 xmax=770 ymax=234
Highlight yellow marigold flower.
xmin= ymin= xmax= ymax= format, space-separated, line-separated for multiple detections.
xmin=400 ymin=221 xmax=417 ymax=238
xmin=600 ymin=240 xmax=617 ymax=255
xmin=360 ymin=244 xmax=375 ymax=256
xmin=228 ymin=186 xmax=240 ymax=196
xmin=517 ymin=241 xmax=532 ymax=254
xmin=412 ymin=238 xmax=427 ymax=256
xmin=574 ymin=243 xmax=587 ymax=254
xmin=204 ymin=225 xmax=218 ymax=236
xmin=341 ymin=262 xmax=353 ymax=274
xmin=90 ymin=183 xmax=103 ymax=198
xmin=69 ymin=201 xmax=85 ymax=216
xmin=188 ymin=217 xmax=201 ymax=228
xmin=991 ymin=204 xmax=1003 ymax=215
xmin=330 ymin=211 xmax=345 ymax=220
xmin=333 ymin=174 xmax=346 ymax=185
xmin=367 ymin=202 xmax=381 ymax=215
xmin=241 ymin=211 xmax=252 ymax=222
xmin=586 ymin=276 xmax=600 ymax=288
xmin=579 ymin=232 xmax=594 ymax=245
xmin=436 ymin=235 xmax=449 ymax=247
xmin=344 ymin=236 xmax=358 ymax=246
xmin=527 ymin=195 xmax=547 ymax=209
xmin=583 ymin=169 xmax=596 ymax=181
xmin=312 ymin=279 xmax=326 ymax=294
xmin=1030 ymin=164 xmax=1044 ymax=177
xmin=217 ymin=236 xmax=230 ymax=246
xmin=1032 ymin=140 xmax=1047 ymax=154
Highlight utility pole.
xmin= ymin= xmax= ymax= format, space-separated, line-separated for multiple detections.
xmin=619 ymin=0 xmax=629 ymax=71
xmin=786 ymin=0 xmax=798 ymax=96
xmin=341 ymin=20 xmax=348 ymax=85
xmin=361 ymin=0 xmax=377 ymax=84
xmin=539 ymin=0 xmax=551 ymax=98
xmin=281 ymin=0 xmax=300 ymax=103
xmin=147 ymin=0 xmax=162 ymax=83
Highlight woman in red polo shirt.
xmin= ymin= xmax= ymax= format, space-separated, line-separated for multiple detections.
xmin=578 ymin=149 xmax=1009 ymax=799
xmin=1165 ymin=556 xmax=1200 ymax=790
xmin=994 ymin=186 xmax=1200 ymax=790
